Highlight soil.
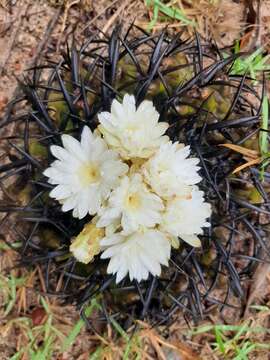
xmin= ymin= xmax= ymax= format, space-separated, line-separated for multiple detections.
xmin=1 ymin=0 xmax=270 ymax=359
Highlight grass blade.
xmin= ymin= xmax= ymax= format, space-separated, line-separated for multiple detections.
xmin=61 ymin=298 xmax=100 ymax=352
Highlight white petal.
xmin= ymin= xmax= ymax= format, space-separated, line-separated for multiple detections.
xmin=101 ymin=229 xmax=170 ymax=283
xmin=161 ymin=188 xmax=211 ymax=241
xmin=115 ymin=262 xmax=128 ymax=283
xmin=140 ymin=252 xmax=161 ymax=277
xmin=50 ymin=145 xmax=70 ymax=162
xmin=85 ymin=186 xmax=101 ymax=215
xmin=96 ymin=208 xmax=121 ymax=227
xmin=98 ymin=94 xmax=169 ymax=159
xmin=101 ymin=244 xmax=123 ymax=258
xmin=99 ymin=173 xmax=164 ymax=233
xmin=61 ymin=134 xmax=87 ymax=162
xmin=62 ymin=195 xmax=78 ymax=212
xmin=180 ymin=234 xmax=201 ymax=247
xmin=111 ymin=98 xmax=125 ymax=120
xmin=49 ymin=184 xmax=72 ymax=199
xmin=77 ymin=192 xmax=90 ymax=219
xmin=107 ymin=255 xmax=121 ymax=274
xmin=100 ymin=234 xmax=123 ymax=247
xmin=122 ymin=94 xmax=136 ymax=113
xmin=81 ymin=126 xmax=94 ymax=156
xmin=72 ymin=207 xmax=79 ymax=218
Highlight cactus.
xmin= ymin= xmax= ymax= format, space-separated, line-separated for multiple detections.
xmin=1 ymin=25 xmax=267 ymax=328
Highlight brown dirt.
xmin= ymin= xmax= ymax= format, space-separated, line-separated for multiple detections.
xmin=1 ymin=0 xmax=270 ymax=359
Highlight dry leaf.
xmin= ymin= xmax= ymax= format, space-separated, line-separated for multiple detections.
xmin=220 ymin=143 xmax=261 ymax=173
xmin=220 ymin=143 xmax=259 ymax=160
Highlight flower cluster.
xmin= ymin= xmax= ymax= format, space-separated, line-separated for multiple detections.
xmin=44 ymin=94 xmax=211 ymax=283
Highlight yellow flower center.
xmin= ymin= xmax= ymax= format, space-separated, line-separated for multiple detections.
xmin=125 ymin=123 xmax=139 ymax=136
xmin=125 ymin=192 xmax=141 ymax=210
xmin=79 ymin=163 xmax=101 ymax=186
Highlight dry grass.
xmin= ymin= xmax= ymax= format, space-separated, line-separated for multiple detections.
xmin=137 ymin=0 xmax=246 ymax=46
xmin=1 ymin=242 xmax=270 ymax=359
xmin=0 ymin=0 xmax=270 ymax=359
xmin=0 ymin=243 xmax=202 ymax=359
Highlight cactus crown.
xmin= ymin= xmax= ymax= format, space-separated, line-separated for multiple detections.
xmin=1 ymin=25 xmax=266 ymax=328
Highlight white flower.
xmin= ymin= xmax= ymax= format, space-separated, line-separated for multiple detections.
xmin=160 ymin=187 xmax=211 ymax=247
xmin=97 ymin=173 xmax=164 ymax=233
xmin=98 ymin=94 xmax=169 ymax=159
xmin=100 ymin=229 xmax=171 ymax=283
xmin=142 ymin=141 xmax=201 ymax=199
xmin=43 ymin=126 xmax=128 ymax=219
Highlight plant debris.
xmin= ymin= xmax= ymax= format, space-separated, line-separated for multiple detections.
xmin=0 ymin=25 xmax=269 ymax=334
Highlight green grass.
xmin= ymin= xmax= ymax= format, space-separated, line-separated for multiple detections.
xmin=3 ymin=282 xmax=142 ymax=359
xmin=9 ymin=296 xmax=67 ymax=359
xmin=0 ymin=270 xmax=70 ymax=359
xmin=259 ymin=95 xmax=270 ymax=179
xmin=259 ymin=95 xmax=269 ymax=156
xmin=7 ymin=297 xmax=103 ymax=359
xmin=87 ymin=317 xmax=143 ymax=360
xmin=145 ymin=0 xmax=195 ymax=30
xmin=227 ymin=43 xmax=270 ymax=179
xmin=190 ymin=316 xmax=270 ymax=359
xmin=0 ymin=273 xmax=26 ymax=316
xmin=61 ymin=298 xmax=101 ymax=352
xmin=110 ymin=317 xmax=142 ymax=360
xmin=2 ymin=252 xmax=270 ymax=359
xmin=0 ymin=241 xmax=22 ymax=250
xmin=0 ymin=263 xmax=144 ymax=359
xmin=230 ymin=42 xmax=270 ymax=78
